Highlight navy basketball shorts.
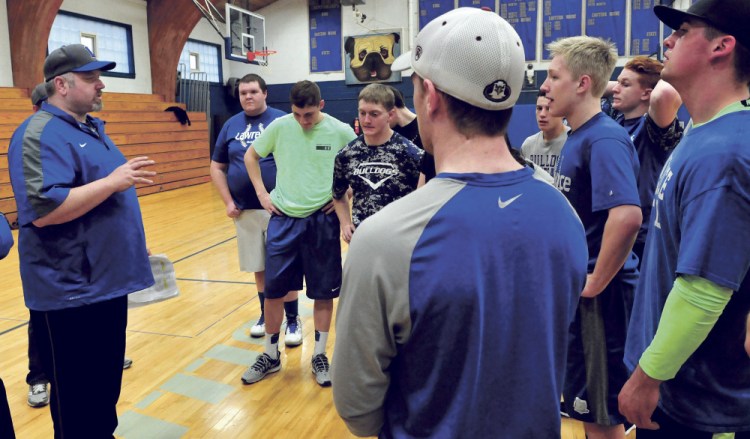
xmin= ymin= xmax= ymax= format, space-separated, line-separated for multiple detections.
xmin=264 ymin=209 xmax=342 ymax=300
xmin=563 ymin=271 xmax=637 ymax=426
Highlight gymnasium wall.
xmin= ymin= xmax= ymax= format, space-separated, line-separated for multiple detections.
xmin=0 ymin=0 xmax=12 ymax=87
xmin=59 ymin=0 xmax=152 ymax=93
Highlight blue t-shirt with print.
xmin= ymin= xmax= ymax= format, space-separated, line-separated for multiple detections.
xmin=625 ymin=108 xmax=750 ymax=433
xmin=212 ymin=107 xmax=286 ymax=210
xmin=554 ymin=112 xmax=640 ymax=272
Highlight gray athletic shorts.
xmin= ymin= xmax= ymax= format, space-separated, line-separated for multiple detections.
xmin=234 ymin=209 xmax=271 ymax=273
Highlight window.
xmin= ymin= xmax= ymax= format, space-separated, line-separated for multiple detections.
xmin=80 ymin=33 xmax=96 ymax=55
xmin=189 ymin=53 xmax=200 ymax=71
xmin=179 ymin=40 xmax=222 ymax=83
xmin=49 ymin=10 xmax=135 ymax=79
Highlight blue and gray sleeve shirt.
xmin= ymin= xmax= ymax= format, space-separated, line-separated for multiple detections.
xmin=8 ymin=102 xmax=153 ymax=311
xmin=333 ymin=168 xmax=588 ymax=438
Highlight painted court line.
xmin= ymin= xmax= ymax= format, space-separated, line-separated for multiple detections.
xmin=160 ymin=373 xmax=235 ymax=404
xmin=116 ymin=411 xmax=188 ymax=439
xmin=203 ymin=344 xmax=260 ymax=366
xmin=134 ymin=391 xmax=164 ymax=410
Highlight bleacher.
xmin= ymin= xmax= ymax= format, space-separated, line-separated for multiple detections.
xmin=0 ymin=87 xmax=211 ymax=228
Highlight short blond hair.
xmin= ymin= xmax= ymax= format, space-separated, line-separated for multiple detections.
xmin=547 ymin=36 xmax=617 ymax=98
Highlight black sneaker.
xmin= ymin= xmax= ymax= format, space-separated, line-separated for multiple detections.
xmin=241 ymin=353 xmax=281 ymax=384
xmin=311 ymin=353 xmax=331 ymax=387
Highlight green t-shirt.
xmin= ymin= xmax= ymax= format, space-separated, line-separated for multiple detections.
xmin=252 ymin=113 xmax=356 ymax=217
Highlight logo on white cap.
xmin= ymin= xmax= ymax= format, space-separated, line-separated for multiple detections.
xmin=484 ymin=80 xmax=511 ymax=103
xmin=390 ymin=7 xmax=525 ymax=111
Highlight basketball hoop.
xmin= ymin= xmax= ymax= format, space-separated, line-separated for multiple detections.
xmin=246 ymin=50 xmax=277 ymax=62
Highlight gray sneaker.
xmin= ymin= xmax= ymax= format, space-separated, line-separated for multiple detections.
xmin=123 ymin=357 xmax=133 ymax=369
xmin=241 ymin=353 xmax=281 ymax=384
xmin=311 ymin=353 xmax=331 ymax=387
xmin=28 ymin=382 xmax=49 ymax=408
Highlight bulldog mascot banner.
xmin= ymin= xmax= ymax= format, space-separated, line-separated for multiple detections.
xmin=344 ymin=30 xmax=402 ymax=84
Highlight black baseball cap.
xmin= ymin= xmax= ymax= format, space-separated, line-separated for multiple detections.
xmin=30 ymin=83 xmax=47 ymax=106
xmin=44 ymin=44 xmax=116 ymax=82
xmin=654 ymin=0 xmax=750 ymax=49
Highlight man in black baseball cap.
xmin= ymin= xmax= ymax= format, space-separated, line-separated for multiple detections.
xmin=7 ymin=43 xmax=155 ymax=437
xmin=619 ymin=0 xmax=750 ymax=437
xmin=43 ymin=44 xmax=115 ymax=82
xmin=41 ymin=44 xmax=117 ymax=120
xmin=653 ymin=0 xmax=750 ymax=50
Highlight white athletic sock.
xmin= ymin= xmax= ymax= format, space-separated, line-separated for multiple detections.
xmin=314 ymin=330 xmax=328 ymax=356
xmin=266 ymin=333 xmax=280 ymax=359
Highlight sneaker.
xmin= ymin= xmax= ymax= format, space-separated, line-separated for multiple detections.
xmin=123 ymin=357 xmax=133 ymax=369
xmin=250 ymin=316 xmax=265 ymax=338
xmin=241 ymin=353 xmax=281 ymax=384
xmin=560 ymin=400 xmax=569 ymax=418
xmin=284 ymin=317 xmax=303 ymax=347
xmin=311 ymin=353 xmax=331 ymax=387
xmin=28 ymin=382 xmax=49 ymax=408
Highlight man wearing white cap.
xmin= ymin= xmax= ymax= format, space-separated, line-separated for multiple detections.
xmin=8 ymin=44 xmax=156 ymax=437
xmin=619 ymin=0 xmax=750 ymax=436
xmin=332 ymin=8 xmax=588 ymax=438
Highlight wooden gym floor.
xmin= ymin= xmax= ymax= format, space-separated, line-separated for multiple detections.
xmin=0 ymin=183 xmax=596 ymax=438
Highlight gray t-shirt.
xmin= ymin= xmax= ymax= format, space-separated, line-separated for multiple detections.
xmin=520 ymin=128 xmax=569 ymax=178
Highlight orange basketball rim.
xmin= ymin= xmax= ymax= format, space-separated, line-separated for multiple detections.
xmin=246 ymin=50 xmax=277 ymax=62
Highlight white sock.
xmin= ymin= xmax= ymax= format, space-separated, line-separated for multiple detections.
xmin=266 ymin=333 xmax=279 ymax=359
xmin=314 ymin=330 xmax=328 ymax=356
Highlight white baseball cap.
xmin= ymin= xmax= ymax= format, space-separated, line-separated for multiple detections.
xmin=392 ymin=7 xmax=525 ymax=111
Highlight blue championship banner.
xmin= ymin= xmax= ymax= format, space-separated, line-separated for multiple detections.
xmin=585 ymin=0 xmax=626 ymax=56
xmin=309 ymin=0 xmax=342 ymax=73
xmin=419 ymin=0 xmax=454 ymax=30
xmin=630 ymin=0 xmax=661 ymax=56
xmin=542 ymin=0 xmax=582 ymax=60
xmin=500 ymin=1 xmax=539 ymax=61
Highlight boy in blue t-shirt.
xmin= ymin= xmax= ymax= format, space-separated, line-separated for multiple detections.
xmin=210 ymin=74 xmax=302 ymax=346
xmin=619 ymin=1 xmax=750 ymax=436
xmin=602 ymin=56 xmax=683 ymax=267
xmin=541 ymin=35 xmax=642 ymax=439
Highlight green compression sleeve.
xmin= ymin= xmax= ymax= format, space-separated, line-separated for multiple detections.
xmin=639 ymin=275 xmax=733 ymax=381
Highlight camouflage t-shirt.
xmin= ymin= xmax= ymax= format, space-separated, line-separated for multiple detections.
xmin=332 ymin=132 xmax=423 ymax=226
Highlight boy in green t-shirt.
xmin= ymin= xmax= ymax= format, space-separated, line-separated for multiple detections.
xmin=243 ymin=80 xmax=356 ymax=387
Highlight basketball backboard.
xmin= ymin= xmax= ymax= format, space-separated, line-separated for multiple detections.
xmin=225 ymin=3 xmax=267 ymax=65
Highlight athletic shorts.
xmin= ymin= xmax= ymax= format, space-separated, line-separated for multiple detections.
xmin=234 ymin=209 xmax=271 ymax=273
xmin=563 ymin=271 xmax=637 ymax=426
xmin=264 ymin=209 xmax=342 ymax=300
xmin=636 ymin=407 xmax=750 ymax=439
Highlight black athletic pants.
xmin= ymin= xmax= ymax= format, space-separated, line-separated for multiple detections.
xmin=0 ymin=377 xmax=15 ymax=438
xmin=30 ymin=295 xmax=127 ymax=439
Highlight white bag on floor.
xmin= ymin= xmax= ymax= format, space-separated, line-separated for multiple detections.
xmin=128 ymin=254 xmax=180 ymax=308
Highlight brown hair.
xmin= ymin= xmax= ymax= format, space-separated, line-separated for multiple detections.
xmin=415 ymin=75 xmax=512 ymax=137
xmin=624 ymin=56 xmax=663 ymax=90
xmin=290 ymin=80 xmax=322 ymax=107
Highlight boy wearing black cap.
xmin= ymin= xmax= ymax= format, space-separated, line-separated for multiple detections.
xmin=8 ymin=44 xmax=156 ymax=437
xmin=332 ymin=8 xmax=587 ymax=438
xmin=620 ymin=0 xmax=750 ymax=437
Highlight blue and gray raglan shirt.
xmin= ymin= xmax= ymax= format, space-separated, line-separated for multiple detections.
xmin=333 ymin=168 xmax=588 ymax=438
xmin=8 ymin=102 xmax=153 ymax=311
